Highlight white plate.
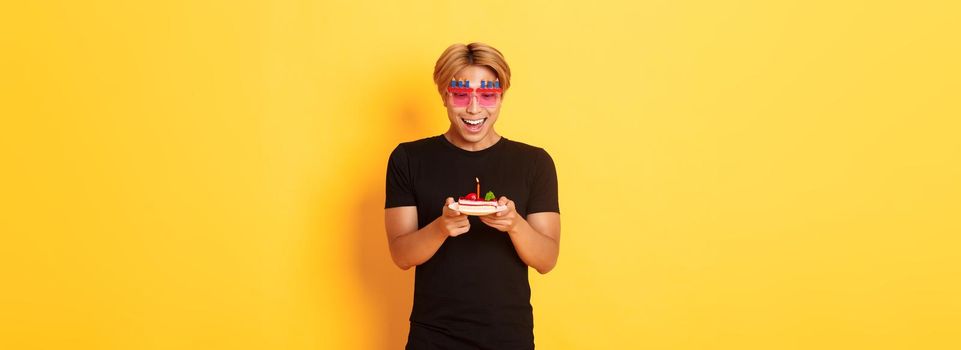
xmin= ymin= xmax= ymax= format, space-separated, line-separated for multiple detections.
xmin=448 ymin=202 xmax=508 ymax=216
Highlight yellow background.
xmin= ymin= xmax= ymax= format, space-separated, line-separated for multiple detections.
xmin=2 ymin=1 xmax=959 ymax=349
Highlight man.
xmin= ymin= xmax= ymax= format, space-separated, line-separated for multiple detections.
xmin=385 ymin=42 xmax=561 ymax=349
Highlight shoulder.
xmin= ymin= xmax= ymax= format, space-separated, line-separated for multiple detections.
xmin=399 ymin=135 xmax=441 ymax=148
xmin=390 ymin=135 xmax=443 ymax=159
xmin=502 ymin=138 xmax=554 ymax=160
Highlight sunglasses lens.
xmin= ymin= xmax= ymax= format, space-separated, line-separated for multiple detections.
xmin=477 ymin=92 xmax=500 ymax=107
xmin=450 ymin=92 xmax=471 ymax=107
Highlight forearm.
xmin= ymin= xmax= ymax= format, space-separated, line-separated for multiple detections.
xmin=507 ymin=219 xmax=559 ymax=274
xmin=388 ymin=219 xmax=448 ymax=270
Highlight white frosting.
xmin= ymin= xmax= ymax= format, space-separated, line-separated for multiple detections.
xmin=458 ymin=199 xmax=498 ymax=206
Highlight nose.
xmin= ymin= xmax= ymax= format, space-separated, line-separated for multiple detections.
xmin=467 ymin=93 xmax=480 ymax=114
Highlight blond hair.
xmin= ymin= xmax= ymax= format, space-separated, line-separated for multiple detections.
xmin=433 ymin=42 xmax=512 ymax=103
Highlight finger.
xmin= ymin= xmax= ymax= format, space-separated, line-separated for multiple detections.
xmin=449 ymin=222 xmax=468 ymax=234
xmin=480 ymin=215 xmax=506 ymax=224
xmin=443 ymin=198 xmax=460 ymax=216
xmin=481 ymin=220 xmax=506 ymax=231
xmin=484 ymin=219 xmax=509 ymax=227
xmin=495 ymin=196 xmax=513 ymax=216
xmin=448 ymin=226 xmax=463 ymax=237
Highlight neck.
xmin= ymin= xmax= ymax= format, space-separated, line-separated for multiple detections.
xmin=443 ymin=128 xmax=501 ymax=152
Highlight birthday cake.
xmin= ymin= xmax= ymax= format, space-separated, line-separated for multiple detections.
xmin=449 ymin=178 xmax=507 ymax=216
xmin=458 ymin=191 xmax=499 ymax=212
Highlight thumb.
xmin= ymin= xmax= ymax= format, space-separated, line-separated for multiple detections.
xmin=443 ymin=197 xmax=459 ymax=216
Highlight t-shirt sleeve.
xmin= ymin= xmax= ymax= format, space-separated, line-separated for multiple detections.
xmin=385 ymin=144 xmax=417 ymax=208
xmin=527 ymin=148 xmax=560 ymax=214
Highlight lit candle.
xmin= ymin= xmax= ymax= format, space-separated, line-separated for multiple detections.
xmin=475 ymin=177 xmax=480 ymax=198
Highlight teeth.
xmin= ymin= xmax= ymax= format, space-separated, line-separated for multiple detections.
xmin=463 ymin=118 xmax=485 ymax=125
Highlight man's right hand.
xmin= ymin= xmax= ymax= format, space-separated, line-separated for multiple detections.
xmin=435 ymin=197 xmax=470 ymax=237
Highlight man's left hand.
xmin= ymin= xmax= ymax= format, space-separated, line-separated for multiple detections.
xmin=479 ymin=196 xmax=524 ymax=233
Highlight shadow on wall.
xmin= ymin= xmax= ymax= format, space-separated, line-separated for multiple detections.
xmin=351 ymin=64 xmax=438 ymax=349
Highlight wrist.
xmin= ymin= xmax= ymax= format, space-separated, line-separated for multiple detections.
xmin=430 ymin=217 xmax=449 ymax=239
xmin=507 ymin=217 xmax=528 ymax=236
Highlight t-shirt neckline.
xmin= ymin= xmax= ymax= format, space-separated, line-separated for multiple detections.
xmin=437 ymin=134 xmax=508 ymax=157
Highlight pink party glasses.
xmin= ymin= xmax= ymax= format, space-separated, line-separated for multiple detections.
xmin=447 ymin=79 xmax=503 ymax=108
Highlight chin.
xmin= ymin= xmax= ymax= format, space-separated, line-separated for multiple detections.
xmin=462 ymin=132 xmax=487 ymax=143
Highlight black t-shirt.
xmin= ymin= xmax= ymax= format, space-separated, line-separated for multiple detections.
xmin=385 ymin=134 xmax=559 ymax=349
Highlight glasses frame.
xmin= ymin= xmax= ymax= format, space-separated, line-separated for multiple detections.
xmin=446 ymin=86 xmax=503 ymax=108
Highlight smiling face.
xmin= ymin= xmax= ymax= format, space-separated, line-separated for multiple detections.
xmin=443 ymin=65 xmax=502 ymax=150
